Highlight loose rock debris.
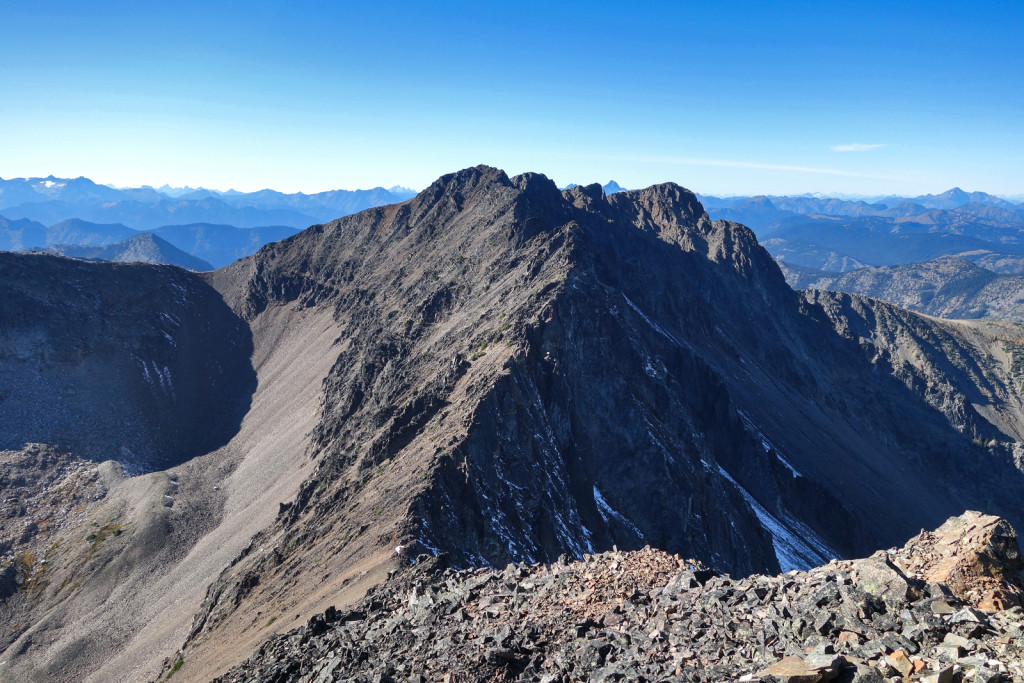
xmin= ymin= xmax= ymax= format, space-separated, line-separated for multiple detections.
xmin=211 ymin=512 xmax=1024 ymax=682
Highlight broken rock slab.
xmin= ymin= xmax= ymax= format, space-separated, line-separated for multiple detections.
xmin=892 ymin=510 xmax=1024 ymax=611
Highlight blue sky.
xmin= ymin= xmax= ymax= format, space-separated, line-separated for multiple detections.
xmin=2 ymin=1 xmax=1022 ymax=196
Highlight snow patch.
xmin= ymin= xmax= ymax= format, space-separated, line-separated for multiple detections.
xmin=593 ymin=486 xmax=645 ymax=540
xmin=622 ymin=294 xmax=681 ymax=346
xmin=775 ymin=453 xmax=802 ymax=479
xmin=169 ymin=282 xmax=189 ymax=304
xmin=736 ymin=409 xmax=801 ymax=478
xmin=716 ymin=465 xmax=833 ymax=572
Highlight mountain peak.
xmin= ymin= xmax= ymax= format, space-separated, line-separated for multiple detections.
xmin=8 ymin=166 xmax=1024 ymax=682
xmin=416 ymin=165 xmax=512 ymax=202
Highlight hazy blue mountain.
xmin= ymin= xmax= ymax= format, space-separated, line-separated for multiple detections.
xmin=602 ymin=180 xmax=626 ymax=194
xmin=211 ymin=186 xmax=411 ymax=219
xmin=714 ymin=197 xmax=802 ymax=231
xmin=765 ymin=196 xmax=879 ymax=216
xmin=696 ymin=188 xmax=1024 ymax=272
xmin=151 ymin=223 xmax=301 ymax=268
xmin=0 ymin=215 xmax=48 ymax=251
xmin=0 ymin=175 xmax=166 ymax=207
xmin=0 ymin=175 xmax=416 ymax=230
xmin=0 ymin=216 xmax=136 ymax=251
xmin=2 ymin=213 xmax=300 ymax=269
xmin=45 ymin=218 xmax=138 ymax=246
xmin=910 ymin=187 xmax=1018 ymax=210
xmin=0 ymin=196 xmax=320 ymax=230
xmin=148 ymin=184 xmax=204 ymax=197
xmin=761 ymin=215 xmax=1022 ymax=270
xmin=700 ymin=188 xmax=1019 ymax=226
xmin=37 ymin=232 xmax=215 ymax=271
xmin=695 ymin=194 xmax=744 ymax=209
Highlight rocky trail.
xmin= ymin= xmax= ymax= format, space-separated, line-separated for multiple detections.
xmin=210 ymin=511 xmax=1024 ymax=683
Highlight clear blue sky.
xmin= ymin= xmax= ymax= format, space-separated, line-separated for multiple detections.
xmin=2 ymin=1 xmax=1022 ymax=196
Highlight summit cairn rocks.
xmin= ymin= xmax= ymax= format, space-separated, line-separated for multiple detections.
xmin=211 ymin=511 xmax=1024 ymax=682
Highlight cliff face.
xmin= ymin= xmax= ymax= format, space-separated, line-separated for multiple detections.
xmin=4 ymin=167 xmax=1024 ymax=682
xmin=0 ymin=252 xmax=254 ymax=472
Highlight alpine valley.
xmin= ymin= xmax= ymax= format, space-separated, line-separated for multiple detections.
xmin=3 ymin=167 xmax=1024 ymax=682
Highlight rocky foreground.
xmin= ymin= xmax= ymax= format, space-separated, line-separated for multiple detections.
xmin=207 ymin=511 xmax=1024 ymax=683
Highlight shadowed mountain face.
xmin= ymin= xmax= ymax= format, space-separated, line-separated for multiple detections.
xmin=4 ymin=167 xmax=1024 ymax=682
xmin=0 ymin=253 xmax=255 ymax=472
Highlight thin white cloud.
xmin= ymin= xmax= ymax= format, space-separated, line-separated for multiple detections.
xmin=830 ymin=143 xmax=885 ymax=152
xmin=599 ymin=153 xmax=908 ymax=182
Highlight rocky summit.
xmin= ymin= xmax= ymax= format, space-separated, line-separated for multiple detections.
xmin=212 ymin=511 xmax=1024 ymax=683
xmin=4 ymin=166 xmax=1024 ymax=681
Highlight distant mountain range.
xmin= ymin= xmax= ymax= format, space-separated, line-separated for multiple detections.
xmin=701 ymin=187 xmax=1022 ymax=215
xmin=0 ymin=175 xmax=415 ymax=230
xmin=6 ymin=175 xmax=1024 ymax=277
xmin=561 ymin=180 xmax=628 ymax=194
xmin=0 ymin=175 xmax=418 ymax=269
xmin=148 ymin=223 xmax=301 ymax=268
xmin=700 ymin=187 xmax=1024 ymax=273
xmin=0 ymin=216 xmax=300 ymax=269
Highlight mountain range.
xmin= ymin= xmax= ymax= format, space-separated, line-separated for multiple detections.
xmin=0 ymin=175 xmax=415 ymax=230
xmin=11 ymin=175 xmax=1024 ymax=280
xmin=3 ymin=167 xmax=1024 ymax=680
xmin=699 ymin=188 xmax=1024 ymax=274
xmin=0 ymin=216 xmax=300 ymax=269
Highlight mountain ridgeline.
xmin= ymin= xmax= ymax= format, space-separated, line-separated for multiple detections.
xmin=3 ymin=166 xmax=1024 ymax=682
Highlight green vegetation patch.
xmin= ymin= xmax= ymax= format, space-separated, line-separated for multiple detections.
xmin=167 ymin=654 xmax=184 ymax=679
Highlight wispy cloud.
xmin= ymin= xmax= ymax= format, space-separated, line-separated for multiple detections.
xmin=597 ymin=153 xmax=908 ymax=182
xmin=830 ymin=143 xmax=885 ymax=152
